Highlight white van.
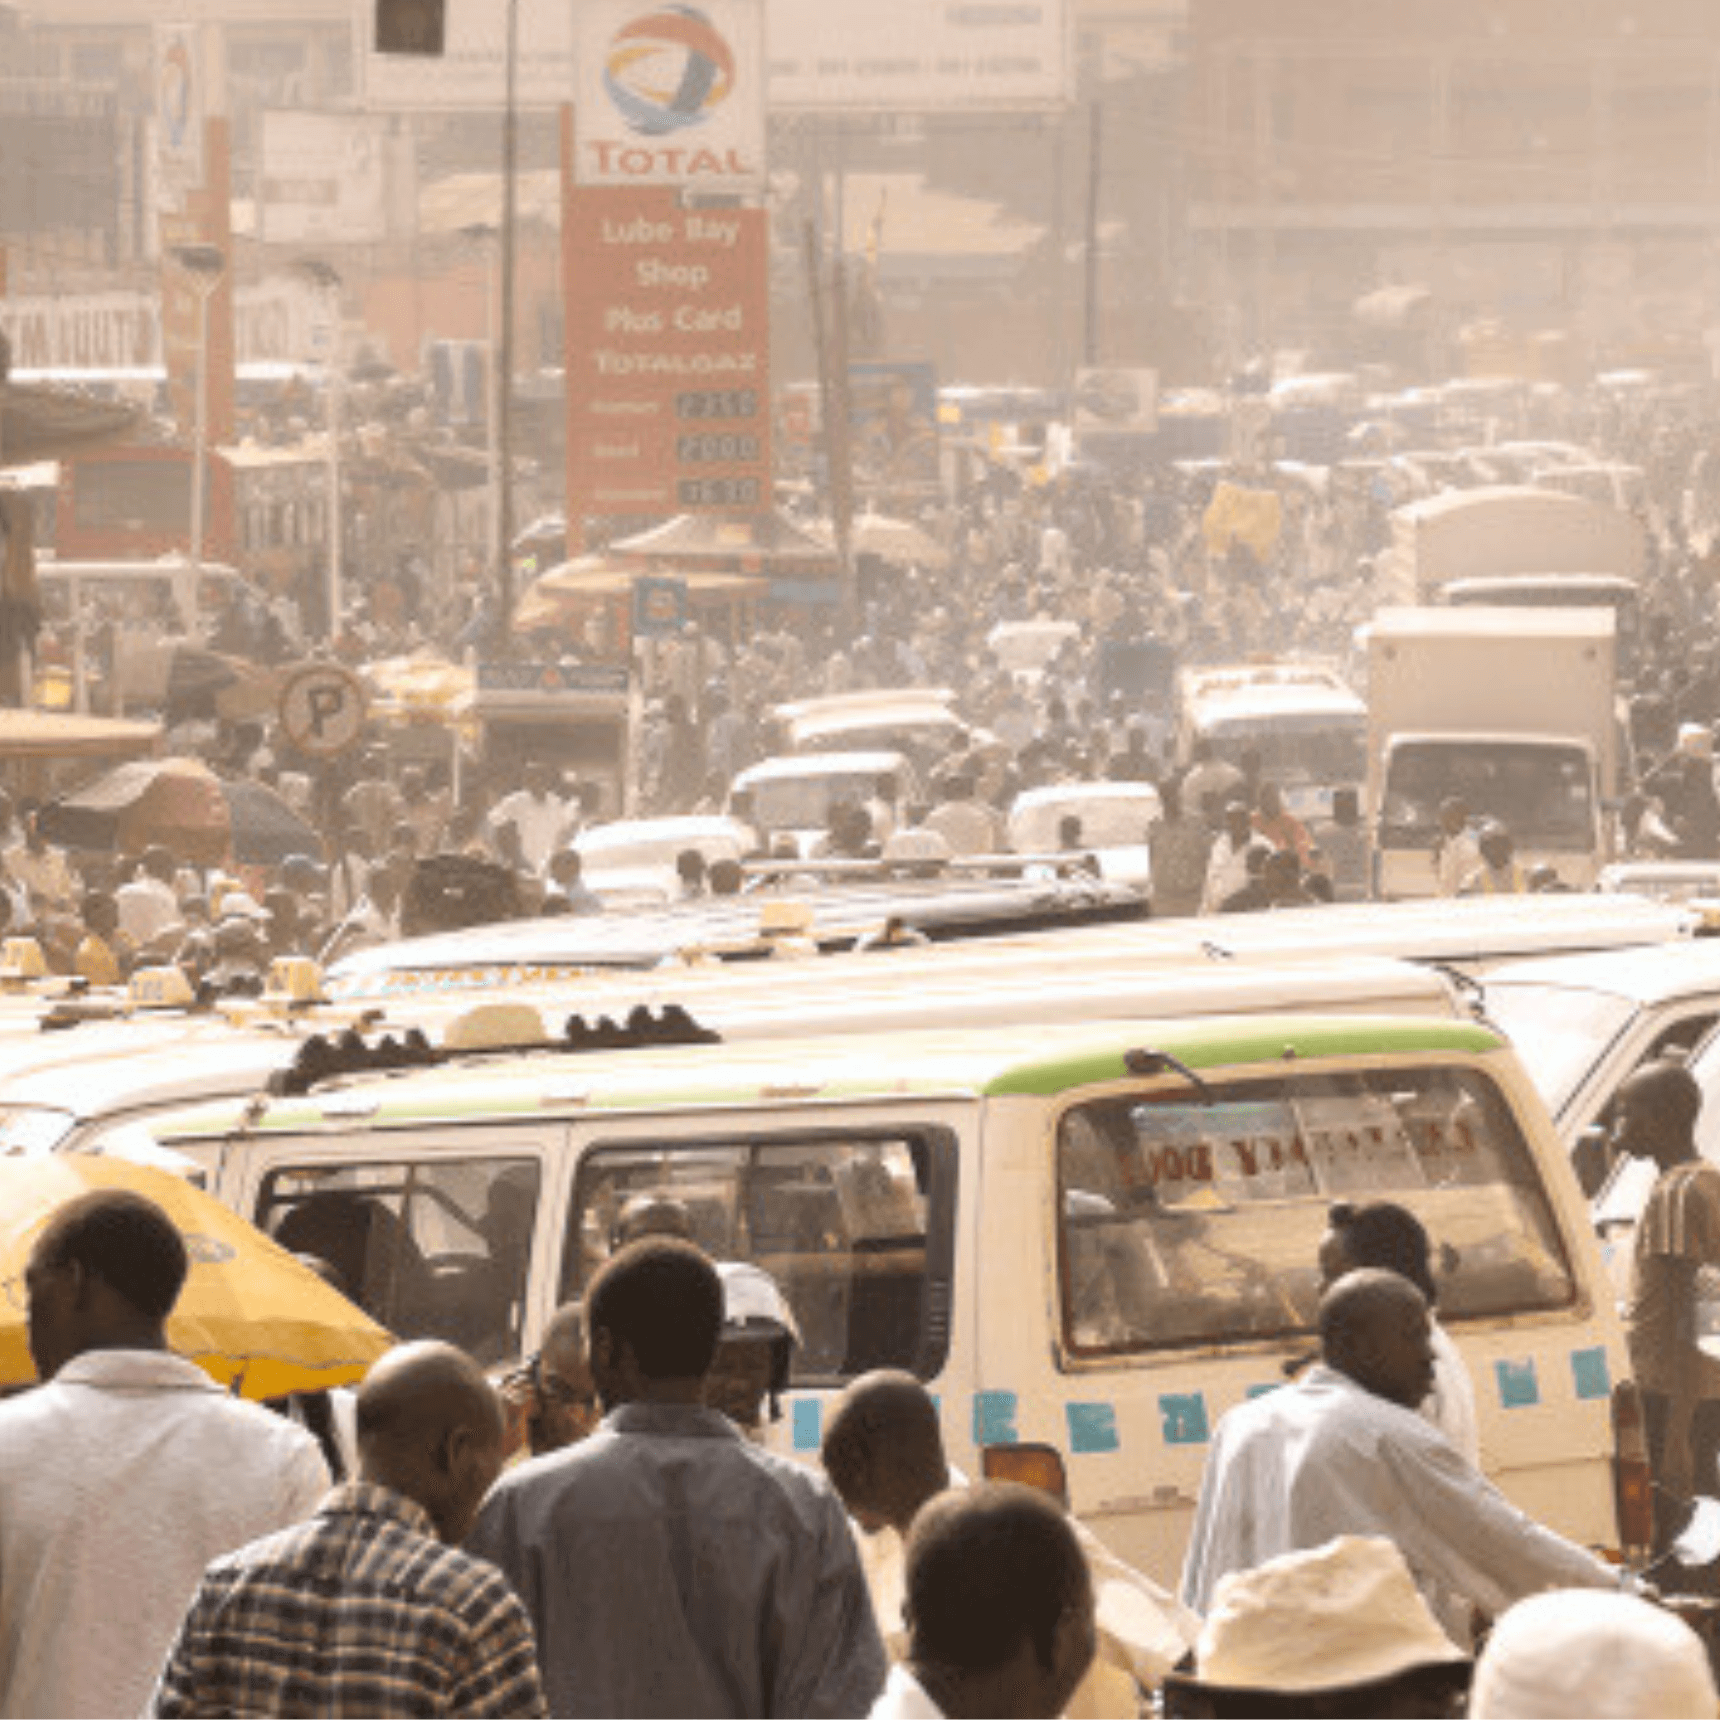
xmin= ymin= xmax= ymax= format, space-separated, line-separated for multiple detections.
xmin=146 ymin=1012 xmax=1644 ymax=1586
xmin=1177 ymin=661 xmax=1366 ymax=821
xmin=728 ymin=750 xmax=919 ymax=855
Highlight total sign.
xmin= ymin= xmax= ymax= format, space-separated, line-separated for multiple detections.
xmin=572 ymin=0 xmax=765 ymax=191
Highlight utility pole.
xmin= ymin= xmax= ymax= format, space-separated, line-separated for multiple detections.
xmin=494 ymin=0 xmax=520 ymax=650
xmin=1084 ymin=99 xmax=1103 ymax=367
xmin=804 ymin=221 xmax=857 ymax=637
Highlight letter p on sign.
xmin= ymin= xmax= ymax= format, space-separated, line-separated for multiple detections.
xmin=280 ymin=662 xmax=368 ymax=759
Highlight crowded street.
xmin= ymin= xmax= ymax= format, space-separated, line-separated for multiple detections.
xmin=13 ymin=2 xmax=1720 ymax=1716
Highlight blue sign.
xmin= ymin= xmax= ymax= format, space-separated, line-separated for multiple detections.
xmin=632 ymin=576 xmax=688 ymax=638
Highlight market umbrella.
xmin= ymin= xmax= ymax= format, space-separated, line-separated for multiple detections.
xmin=811 ymin=510 xmax=951 ymax=570
xmin=514 ymin=557 xmax=767 ymax=633
xmin=0 ymin=1156 xmax=394 ymax=1399
xmin=610 ymin=509 xmax=839 ymax=569
xmin=39 ymin=757 xmax=322 ymax=867
xmin=163 ymin=647 xmax=282 ymax=726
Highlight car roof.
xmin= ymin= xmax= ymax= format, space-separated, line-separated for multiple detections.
xmin=328 ymin=874 xmax=1148 ymax=993
xmin=1485 ymin=939 xmax=1720 ymax=1007
xmin=576 ymin=816 xmax=749 ymax=851
xmin=733 ymin=751 xmax=909 ymax=784
xmin=155 ymin=1013 xmax=1503 ymax=1140
xmin=1011 ymin=782 xmax=1161 ymax=808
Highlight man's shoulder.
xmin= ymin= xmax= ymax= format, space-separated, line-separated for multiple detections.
xmin=221 ymin=1503 xmax=518 ymax=1614
xmin=172 ymin=1383 xmax=326 ymax=1469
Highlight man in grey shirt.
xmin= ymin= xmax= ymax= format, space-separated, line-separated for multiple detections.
xmin=468 ymin=1239 xmax=886 ymax=1717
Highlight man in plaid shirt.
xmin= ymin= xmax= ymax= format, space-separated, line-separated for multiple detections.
xmin=149 ymin=1342 xmax=546 ymax=1719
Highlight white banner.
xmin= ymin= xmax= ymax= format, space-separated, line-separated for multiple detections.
xmin=767 ymin=0 xmax=1070 ymax=111
xmin=260 ymin=112 xmax=390 ymax=245
xmin=573 ymin=0 xmax=765 ymax=189
xmin=361 ymin=0 xmax=577 ymax=111
xmin=1 ymin=279 xmax=325 ymax=372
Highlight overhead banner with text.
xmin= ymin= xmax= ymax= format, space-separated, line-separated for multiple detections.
xmin=562 ymin=183 xmax=770 ymax=519
xmin=572 ymin=0 xmax=765 ymax=190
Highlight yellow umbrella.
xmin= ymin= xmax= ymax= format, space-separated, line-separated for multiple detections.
xmin=0 ymin=1156 xmax=394 ymax=1399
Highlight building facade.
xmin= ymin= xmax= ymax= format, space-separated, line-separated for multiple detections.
xmin=1188 ymin=0 xmax=1720 ymax=369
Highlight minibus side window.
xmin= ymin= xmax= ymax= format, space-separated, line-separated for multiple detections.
xmin=1057 ymin=1066 xmax=1576 ymax=1357
xmin=255 ymin=1156 xmax=540 ymax=1365
xmin=563 ymin=1133 xmax=954 ymax=1384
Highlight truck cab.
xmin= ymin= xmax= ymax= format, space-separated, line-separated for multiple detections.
xmin=1365 ymin=608 xmax=1619 ymax=898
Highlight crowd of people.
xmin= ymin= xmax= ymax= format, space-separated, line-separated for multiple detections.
xmin=5 ymin=1157 xmax=1720 ymax=1718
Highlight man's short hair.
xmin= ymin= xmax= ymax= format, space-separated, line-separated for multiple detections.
xmin=905 ymin=1483 xmax=1089 ymax=1676
xmin=588 ymin=1238 xmax=722 ymax=1380
xmin=32 ymin=1189 xmax=188 ymax=1320
xmin=1327 ymin=1201 xmax=1437 ymax=1305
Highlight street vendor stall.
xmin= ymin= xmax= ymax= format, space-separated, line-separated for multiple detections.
xmin=608 ymin=510 xmax=841 ymax=610
xmin=513 ymin=554 xmax=767 ymax=649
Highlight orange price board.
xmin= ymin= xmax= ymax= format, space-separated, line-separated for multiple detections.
xmin=562 ymin=183 xmax=771 ymax=519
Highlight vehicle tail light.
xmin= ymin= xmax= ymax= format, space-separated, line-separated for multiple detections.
xmin=1612 ymin=1378 xmax=1655 ymax=1562
xmin=983 ymin=1441 xmax=1069 ymax=1506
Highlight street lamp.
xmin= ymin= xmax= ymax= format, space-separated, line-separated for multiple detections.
xmin=292 ymin=257 xmax=345 ymax=642
xmin=169 ymin=242 xmax=225 ymax=585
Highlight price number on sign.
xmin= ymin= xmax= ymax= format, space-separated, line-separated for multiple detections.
xmin=674 ymin=390 xmax=759 ymax=421
xmin=676 ymin=477 xmax=762 ymax=508
xmin=675 ymin=433 xmax=761 ymax=463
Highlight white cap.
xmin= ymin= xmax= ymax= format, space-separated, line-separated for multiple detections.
xmin=1182 ymin=1537 xmax=1465 ymax=1695
xmin=1471 ymin=1589 xmax=1718 ymax=1719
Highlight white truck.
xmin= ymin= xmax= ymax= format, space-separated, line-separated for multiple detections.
xmin=1378 ymin=485 xmax=1647 ymax=606
xmin=1365 ymin=607 xmax=1619 ymax=899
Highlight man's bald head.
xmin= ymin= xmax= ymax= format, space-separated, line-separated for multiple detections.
xmin=1318 ymin=1269 xmax=1436 ymax=1413
xmin=1613 ymin=1059 xmax=1703 ymax=1171
xmin=823 ymin=1369 xmax=948 ymax=1535
xmin=357 ymin=1342 xmax=506 ymax=1541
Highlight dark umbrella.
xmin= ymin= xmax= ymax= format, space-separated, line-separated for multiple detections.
xmin=220 ymin=778 xmax=324 ymax=867
xmin=40 ymin=759 xmax=322 ymax=867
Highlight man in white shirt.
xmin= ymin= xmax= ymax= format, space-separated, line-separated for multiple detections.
xmin=1200 ymin=802 xmax=1266 ymax=914
xmin=1180 ymin=1270 xmax=1624 ymax=1645
xmin=0 ymin=1188 xmax=328 ymax=1718
xmin=488 ymin=763 xmax=570 ymax=875
xmin=922 ymin=774 xmax=1001 ymax=858
xmin=1433 ymin=796 xmax=1481 ymax=898
xmin=115 ymin=846 xmax=182 ymax=950
xmin=870 ymin=1485 xmax=1096 ymax=1720
xmin=1317 ymin=1200 xmax=1479 ymax=1466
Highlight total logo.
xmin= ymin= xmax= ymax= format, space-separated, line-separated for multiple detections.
xmin=604 ymin=5 xmax=734 ymax=138
xmin=587 ymin=3 xmax=755 ymax=183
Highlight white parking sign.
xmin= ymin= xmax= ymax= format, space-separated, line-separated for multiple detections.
xmin=279 ymin=662 xmax=368 ymax=759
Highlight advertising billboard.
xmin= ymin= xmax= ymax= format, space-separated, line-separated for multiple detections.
xmin=767 ymin=0 xmax=1070 ymax=112
xmin=259 ymin=113 xmax=391 ymax=246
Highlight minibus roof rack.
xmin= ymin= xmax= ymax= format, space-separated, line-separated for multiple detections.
xmin=269 ymin=1002 xmax=720 ymax=1097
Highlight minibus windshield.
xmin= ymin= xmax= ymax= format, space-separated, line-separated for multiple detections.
xmin=1057 ymin=1064 xmax=1574 ymax=1356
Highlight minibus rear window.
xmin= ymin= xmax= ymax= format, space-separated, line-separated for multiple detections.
xmin=255 ymin=1156 xmax=540 ymax=1367
xmin=564 ymin=1132 xmax=955 ymax=1384
xmin=1057 ymin=1065 xmax=1575 ymax=1357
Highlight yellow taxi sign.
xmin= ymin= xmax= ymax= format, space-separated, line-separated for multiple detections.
xmin=128 ymin=965 xmax=195 ymax=1010
xmin=264 ymin=957 xmax=326 ymax=1007
xmin=0 ymin=938 xmax=47 ymax=984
